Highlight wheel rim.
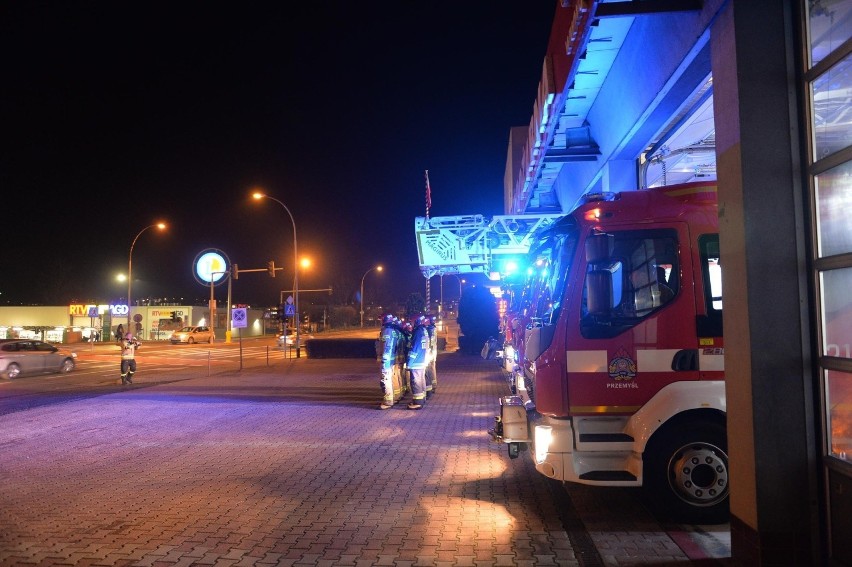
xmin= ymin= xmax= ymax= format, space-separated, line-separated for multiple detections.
xmin=8 ymin=364 xmax=20 ymax=378
xmin=667 ymin=441 xmax=729 ymax=507
xmin=61 ymin=360 xmax=74 ymax=373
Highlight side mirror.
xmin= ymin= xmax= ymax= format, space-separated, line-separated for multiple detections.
xmin=585 ymin=232 xmax=614 ymax=264
xmin=586 ymin=269 xmax=613 ymax=315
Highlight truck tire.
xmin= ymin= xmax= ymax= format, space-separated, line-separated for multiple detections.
xmin=643 ymin=420 xmax=729 ymax=524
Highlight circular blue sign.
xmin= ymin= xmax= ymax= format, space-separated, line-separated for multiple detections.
xmin=193 ymin=249 xmax=230 ymax=287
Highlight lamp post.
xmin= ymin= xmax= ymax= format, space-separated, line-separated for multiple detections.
xmin=446 ymin=274 xmax=464 ymax=313
xmin=453 ymin=275 xmax=464 ymax=299
xmin=440 ymin=274 xmax=444 ymax=315
xmin=127 ymin=223 xmax=166 ymax=334
xmin=253 ymin=192 xmax=302 ymax=358
xmin=360 ymin=265 xmax=383 ymax=328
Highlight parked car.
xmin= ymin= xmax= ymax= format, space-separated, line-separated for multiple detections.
xmin=0 ymin=339 xmax=77 ymax=379
xmin=170 ymin=326 xmax=215 ymax=344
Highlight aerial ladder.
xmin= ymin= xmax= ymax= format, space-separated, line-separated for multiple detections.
xmin=414 ymin=213 xmax=564 ymax=278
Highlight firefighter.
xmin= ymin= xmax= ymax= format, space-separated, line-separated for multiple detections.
xmin=424 ymin=314 xmax=438 ymax=398
xmin=394 ymin=317 xmax=409 ymax=397
xmin=406 ymin=314 xmax=430 ymax=410
xmin=377 ymin=313 xmax=404 ymax=410
xmin=119 ymin=332 xmax=141 ymax=385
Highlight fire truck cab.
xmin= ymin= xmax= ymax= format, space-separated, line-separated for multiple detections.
xmin=490 ymin=181 xmax=727 ymax=524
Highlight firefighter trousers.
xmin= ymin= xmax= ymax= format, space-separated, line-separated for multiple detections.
xmin=120 ymin=359 xmax=137 ymax=384
xmin=425 ymin=359 xmax=437 ymax=394
xmin=409 ymin=367 xmax=427 ymax=406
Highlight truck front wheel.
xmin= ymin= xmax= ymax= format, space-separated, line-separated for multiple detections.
xmin=643 ymin=421 xmax=729 ymax=524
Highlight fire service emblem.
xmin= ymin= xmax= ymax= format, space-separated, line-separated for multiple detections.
xmin=608 ymin=347 xmax=637 ymax=381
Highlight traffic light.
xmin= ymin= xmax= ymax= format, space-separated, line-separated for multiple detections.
xmin=267 ymin=260 xmax=276 ymax=277
xmin=232 ymin=263 xmax=239 ymax=280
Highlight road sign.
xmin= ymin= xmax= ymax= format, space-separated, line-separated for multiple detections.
xmin=231 ymin=307 xmax=247 ymax=329
xmin=285 ymin=304 xmax=295 ymax=316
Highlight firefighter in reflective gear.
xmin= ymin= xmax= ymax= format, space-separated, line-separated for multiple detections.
xmin=120 ymin=332 xmax=141 ymax=385
xmin=395 ymin=317 xmax=410 ymax=395
xmin=401 ymin=319 xmax=413 ymax=346
xmin=401 ymin=318 xmax=414 ymax=394
xmin=406 ymin=315 xmax=429 ymax=410
xmin=377 ymin=313 xmax=405 ymax=409
xmin=424 ymin=314 xmax=438 ymax=397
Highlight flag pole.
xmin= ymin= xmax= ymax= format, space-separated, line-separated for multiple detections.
xmin=425 ymin=170 xmax=431 ymax=312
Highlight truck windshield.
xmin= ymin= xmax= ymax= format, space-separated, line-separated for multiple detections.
xmin=526 ymin=220 xmax=579 ymax=327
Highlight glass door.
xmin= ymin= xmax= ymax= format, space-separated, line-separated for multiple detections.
xmin=803 ymin=2 xmax=852 ymax=563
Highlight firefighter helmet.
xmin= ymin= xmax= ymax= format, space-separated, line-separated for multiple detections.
xmin=125 ymin=332 xmax=133 ymax=340
xmin=382 ymin=313 xmax=395 ymax=326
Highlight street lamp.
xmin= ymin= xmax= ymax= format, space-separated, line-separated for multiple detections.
xmin=360 ymin=265 xmax=383 ymax=328
xmin=444 ymin=274 xmax=464 ymax=314
xmin=452 ymin=275 xmax=465 ymax=299
xmin=253 ymin=192 xmax=302 ymax=358
xmin=127 ymin=222 xmax=166 ymax=333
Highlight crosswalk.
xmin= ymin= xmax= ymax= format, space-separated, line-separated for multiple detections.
xmin=74 ymin=342 xmax=300 ymax=380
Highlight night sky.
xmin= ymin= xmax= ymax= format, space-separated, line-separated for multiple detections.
xmin=2 ymin=2 xmax=556 ymax=309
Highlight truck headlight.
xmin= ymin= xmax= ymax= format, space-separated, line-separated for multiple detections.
xmin=534 ymin=425 xmax=552 ymax=464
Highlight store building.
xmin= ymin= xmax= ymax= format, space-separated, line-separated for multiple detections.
xmin=0 ymin=303 xmax=274 ymax=343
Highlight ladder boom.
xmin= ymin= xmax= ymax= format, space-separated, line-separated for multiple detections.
xmin=415 ymin=213 xmax=563 ymax=278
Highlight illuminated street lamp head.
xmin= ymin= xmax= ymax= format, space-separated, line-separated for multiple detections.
xmin=252 ymin=191 xmax=265 ymax=200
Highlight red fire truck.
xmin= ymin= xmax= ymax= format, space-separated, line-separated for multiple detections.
xmin=489 ymin=181 xmax=727 ymax=524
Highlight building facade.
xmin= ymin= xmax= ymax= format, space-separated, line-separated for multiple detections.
xmin=508 ymin=1 xmax=851 ymax=564
xmin=0 ymin=304 xmax=274 ymax=342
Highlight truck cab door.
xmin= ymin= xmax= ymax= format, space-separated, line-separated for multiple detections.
xmin=566 ymin=225 xmax=700 ymax=415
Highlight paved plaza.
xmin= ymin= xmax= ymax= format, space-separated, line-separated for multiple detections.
xmin=0 ymin=349 xmax=731 ymax=566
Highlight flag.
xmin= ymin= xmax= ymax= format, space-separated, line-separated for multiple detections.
xmin=425 ymin=170 xmax=432 ymax=213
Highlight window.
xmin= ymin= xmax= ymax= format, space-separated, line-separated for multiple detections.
xmin=581 ymin=228 xmax=679 ymax=338
xmin=805 ymin=0 xmax=852 ymax=472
